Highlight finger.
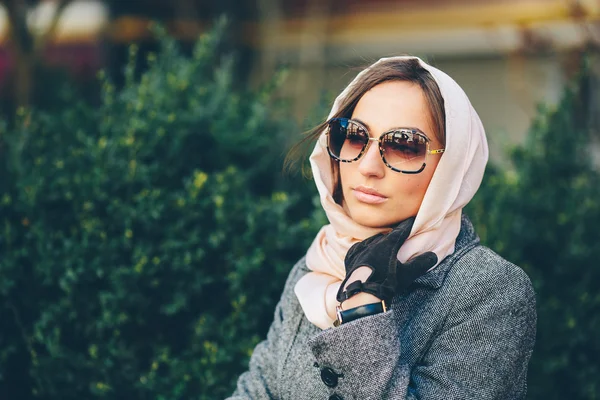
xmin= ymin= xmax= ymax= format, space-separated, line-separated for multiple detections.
xmin=363 ymin=232 xmax=385 ymax=246
xmin=383 ymin=217 xmax=416 ymax=249
xmin=400 ymin=251 xmax=438 ymax=281
xmin=348 ymin=232 xmax=383 ymax=255
xmin=345 ymin=234 xmax=381 ymax=265
xmin=344 ymin=241 xmax=364 ymax=265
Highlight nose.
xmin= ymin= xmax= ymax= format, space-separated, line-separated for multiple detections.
xmin=357 ymin=139 xmax=385 ymax=178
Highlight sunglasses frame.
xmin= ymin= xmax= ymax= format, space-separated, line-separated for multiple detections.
xmin=325 ymin=117 xmax=445 ymax=174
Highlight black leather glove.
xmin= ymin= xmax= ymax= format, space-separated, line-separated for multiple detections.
xmin=336 ymin=217 xmax=438 ymax=305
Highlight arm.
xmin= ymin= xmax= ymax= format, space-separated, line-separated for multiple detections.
xmin=307 ymin=261 xmax=537 ymax=400
xmin=226 ymin=258 xmax=307 ymax=400
xmin=307 ymin=309 xmax=407 ymax=398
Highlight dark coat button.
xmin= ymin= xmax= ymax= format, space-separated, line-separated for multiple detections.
xmin=320 ymin=367 xmax=339 ymax=387
xmin=329 ymin=394 xmax=343 ymax=400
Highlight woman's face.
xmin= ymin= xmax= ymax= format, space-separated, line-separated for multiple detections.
xmin=339 ymin=80 xmax=443 ymax=228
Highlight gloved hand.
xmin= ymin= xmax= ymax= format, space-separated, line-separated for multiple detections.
xmin=336 ymin=217 xmax=438 ymax=305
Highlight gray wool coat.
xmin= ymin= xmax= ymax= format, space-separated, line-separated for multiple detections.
xmin=227 ymin=215 xmax=537 ymax=400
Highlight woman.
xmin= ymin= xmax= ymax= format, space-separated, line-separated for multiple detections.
xmin=227 ymin=56 xmax=536 ymax=399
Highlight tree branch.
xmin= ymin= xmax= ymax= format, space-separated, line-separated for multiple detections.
xmin=4 ymin=0 xmax=32 ymax=55
xmin=35 ymin=0 xmax=75 ymax=51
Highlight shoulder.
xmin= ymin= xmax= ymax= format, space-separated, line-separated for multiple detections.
xmin=438 ymin=245 xmax=537 ymax=324
xmin=283 ymin=256 xmax=311 ymax=292
xmin=448 ymin=245 xmax=534 ymax=295
xmin=276 ymin=256 xmax=311 ymax=312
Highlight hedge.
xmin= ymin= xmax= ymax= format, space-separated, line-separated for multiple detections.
xmin=0 ymin=22 xmax=323 ymax=400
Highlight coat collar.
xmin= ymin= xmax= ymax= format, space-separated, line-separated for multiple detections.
xmin=412 ymin=214 xmax=480 ymax=289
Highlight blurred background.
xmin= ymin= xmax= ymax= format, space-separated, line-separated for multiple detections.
xmin=1 ymin=0 xmax=599 ymax=152
xmin=0 ymin=0 xmax=599 ymax=399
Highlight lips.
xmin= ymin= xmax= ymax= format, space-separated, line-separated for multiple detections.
xmin=352 ymin=185 xmax=388 ymax=204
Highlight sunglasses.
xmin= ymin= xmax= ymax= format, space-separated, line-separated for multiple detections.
xmin=325 ymin=118 xmax=445 ymax=174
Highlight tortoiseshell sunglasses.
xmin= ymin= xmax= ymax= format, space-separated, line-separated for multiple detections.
xmin=326 ymin=118 xmax=445 ymax=174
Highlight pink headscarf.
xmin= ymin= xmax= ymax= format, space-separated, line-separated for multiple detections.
xmin=293 ymin=56 xmax=489 ymax=330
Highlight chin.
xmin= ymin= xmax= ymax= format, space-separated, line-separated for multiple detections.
xmin=342 ymin=198 xmax=410 ymax=228
xmin=347 ymin=208 xmax=397 ymax=229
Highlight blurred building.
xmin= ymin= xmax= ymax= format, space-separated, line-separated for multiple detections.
xmin=0 ymin=0 xmax=107 ymax=78
xmin=250 ymin=0 xmax=600 ymax=161
xmin=1 ymin=0 xmax=598 ymax=160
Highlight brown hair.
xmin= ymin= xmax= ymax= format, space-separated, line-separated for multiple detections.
xmin=286 ymin=58 xmax=446 ymax=203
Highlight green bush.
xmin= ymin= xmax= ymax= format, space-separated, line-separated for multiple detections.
xmin=467 ymin=61 xmax=600 ymax=399
xmin=0 ymin=22 xmax=324 ymax=400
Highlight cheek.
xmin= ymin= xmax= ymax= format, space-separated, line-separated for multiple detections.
xmin=389 ymin=168 xmax=436 ymax=204
xmin=390 ymin=176 xmax=424 ymax=198
xmin=338 ymin=164 xmax=353 ymax=187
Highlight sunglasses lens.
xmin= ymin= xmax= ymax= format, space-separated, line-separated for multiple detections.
xmin=327 ymin=119 xmax=368 ymax=161
xmin=382 ymin=130 xmax=427 ymax=172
